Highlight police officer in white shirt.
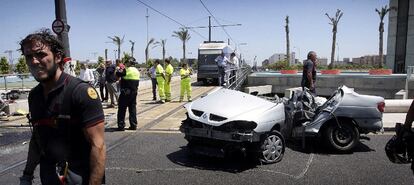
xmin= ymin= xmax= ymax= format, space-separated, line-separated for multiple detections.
xmin=215 ymin=51 xmax=229 ymax=86
xmin=79 ymin=63 xmax=95 ymax=84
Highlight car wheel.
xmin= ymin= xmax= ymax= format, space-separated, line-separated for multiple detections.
xmin=259 ymin=130 xmax=285 ymax=164
xmin=325 ymin=123 xmax=359 ymax=152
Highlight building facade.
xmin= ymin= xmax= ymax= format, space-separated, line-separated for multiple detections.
xmin=386 ymin=0 xmax=414 ymax=73
xmin=352 ymin=55 xmax=386 ymax=66
xmin=317 ymin=58 xmax=328 ymax=66
xmin=268 ymin=52 xmax=296 ymax=65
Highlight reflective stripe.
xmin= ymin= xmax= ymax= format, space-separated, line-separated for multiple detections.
xmin=33 ymin=118 xmax=57 ymax=127
xmin=124 ymin=67 xmax=140 ymax=80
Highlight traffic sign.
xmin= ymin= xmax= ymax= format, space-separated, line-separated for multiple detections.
xmin=52 ymin=19 xmax=65 ymax=34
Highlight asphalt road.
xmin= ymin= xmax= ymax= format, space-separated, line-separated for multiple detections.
xmin=1 ymin=129 xmax=413 ymax=185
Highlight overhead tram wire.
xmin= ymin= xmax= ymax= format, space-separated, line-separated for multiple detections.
xmin=186 ymin=16 xmax=210 ymax=25
xmin=199 ymin=0 xmax=239 ymax=47
xmin=135 ymin=0 xmax=207 ymax=40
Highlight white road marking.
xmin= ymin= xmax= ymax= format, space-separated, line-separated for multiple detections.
xmin=106 ymin=153 xmax=315 ymax=180
xmin=295 ymin=153 xmax=314 ymax=179
xmin=106 ymin=167 xmax=193 ymax=173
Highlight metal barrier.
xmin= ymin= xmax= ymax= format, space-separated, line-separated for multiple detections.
xmin=0 ymin=73 xmax=35 ymax=91
xmin=225 ymin=66 xmax=251 ymax=90
xmin=406 ymin=66 xmax=414 ymax=98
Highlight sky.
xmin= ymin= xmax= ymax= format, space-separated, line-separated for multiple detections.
xmin=0 ymin=0 xmax=390 ymax=65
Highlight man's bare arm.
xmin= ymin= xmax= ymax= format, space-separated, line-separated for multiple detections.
xmin=84 ymin=121 xmax=106 ymax=185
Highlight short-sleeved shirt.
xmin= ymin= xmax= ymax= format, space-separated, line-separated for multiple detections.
xmin=301 ymin=59 xmax=316 ymax=88
xmin=215 ymin=55 xmax=229 ymax=68
xmin=29 ymin=72 xmax=104 ymax=176
xmin=230 ymin=57 xmax=239 ymax=69
xmin=149 ymin=66 xmax=156 ymax=78
xmin=165 ymin=64 xmax=174 ymax=76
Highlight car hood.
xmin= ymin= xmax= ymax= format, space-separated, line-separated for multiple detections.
xmin=186 ymin=88 xmax=277 ymax=121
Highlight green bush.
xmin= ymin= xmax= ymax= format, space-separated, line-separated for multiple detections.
xmin=0 ymin=57 xmax=10 ymax=74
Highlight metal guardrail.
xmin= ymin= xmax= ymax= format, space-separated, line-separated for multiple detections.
xmin=0 ymin=73 xmax=35 ymax=91
xmin=225 ymin=66 xmax=251 ymax=90
xmin=405 ymin=66 xmax=414 ymax=98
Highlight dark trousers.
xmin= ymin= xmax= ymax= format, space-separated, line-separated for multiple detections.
xmin=39 ymin=160 xmax=60 ymax=185
xmin=99 ymin=84 xmax=108 ymax=101
xmin=151 ymin=78 xmax=157 ymax=100
xmin=218 ymin=67 xmax=225 ymax=86
xmin=117 ymin=90 xmax=138 ymax=129
xmin=39 ymin=159 xmax=86 ymax=185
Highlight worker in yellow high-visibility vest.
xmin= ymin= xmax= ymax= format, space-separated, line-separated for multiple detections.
xmin=155 ymin=59 xmax=166 ymax=103
xmin=180 ymin=63 xmax=192 ymax=102
xmin=116 ymin=58 xmax=140 ymax=130
xmin=164 ymin=59 xmax=174 ymax=102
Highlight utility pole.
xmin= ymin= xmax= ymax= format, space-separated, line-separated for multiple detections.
xmin=54 ymin=0 xmax=70 ymax=58
xmin=146 ymin=8 xmax=149 ymax=45
xmin=208 ymin=16 xmax=211 ymax=42
xmin=185 ymin=17 xmax=241 ymax=42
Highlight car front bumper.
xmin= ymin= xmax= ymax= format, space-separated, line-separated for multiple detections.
xmin=180 ymin=124 xmax=262 ymax=143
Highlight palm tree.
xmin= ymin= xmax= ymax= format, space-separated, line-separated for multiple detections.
xmin=376 ymin=5 xmax=391 ymax=68
xmin=326 ymin=9 xmax=343 ymax=69
xmin=172 ymin=28 xmax=191 ymax=61
xmin=108 ymin=35 xmax=124 ymax=60
xmin=155 ymin=39 xmax=167 ymax=61
xmin=145 ymin=38 xmax=156 ymax=63
xmin=285 ymin=15 xmax=290 ymax=66
xmin=129 ymin=40 xmax=135 ymax=58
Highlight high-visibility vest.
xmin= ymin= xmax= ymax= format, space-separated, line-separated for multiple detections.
xmin=156 ymin=64 xmax=164 ymax=77
xmin=165 ymin=64 xmax=174 ymax=76
xmin=124 ymin=67 xmax=140 ymax=80
xmin=180 ymin=68 xmax=190 ymax=79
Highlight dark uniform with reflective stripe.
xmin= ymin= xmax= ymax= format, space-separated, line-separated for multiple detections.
xmin=116 ymin=66 xmax=140 ymax=130
xmin=28 ymin=72 xmax=104 ymax=185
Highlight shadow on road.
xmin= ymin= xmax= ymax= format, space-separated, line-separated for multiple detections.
xmin=143 ymin=101 xmax=162 ymax=105
xmin=286 ymin=138 xmax=375 ymax=155
xmin=191 ymin=80 xmax=218 ymax=87
xmin=105 ymin=128 xmax=119 ymax=132
xmin=167 ymin=146 xmax=258 ymax=173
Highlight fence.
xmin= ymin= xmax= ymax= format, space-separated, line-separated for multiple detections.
xmin=225 ymin=66 xmax=251 ymax=90
xmin=1 ymin=67 xmax=195 ymax=91
xmin=0 ymin=73 xmax=37 ymax=91
xmin=406 ymin=66 xmax=414 ymax=98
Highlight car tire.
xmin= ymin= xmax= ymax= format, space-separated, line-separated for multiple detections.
xmin=325 ymin=122 xmax=359 ymax=152
xmin=258 ymin=130 xmax=285 ymax=164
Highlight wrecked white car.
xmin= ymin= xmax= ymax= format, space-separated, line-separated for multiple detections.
xmin=179 ymin=86 xmax=385 ymax=164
